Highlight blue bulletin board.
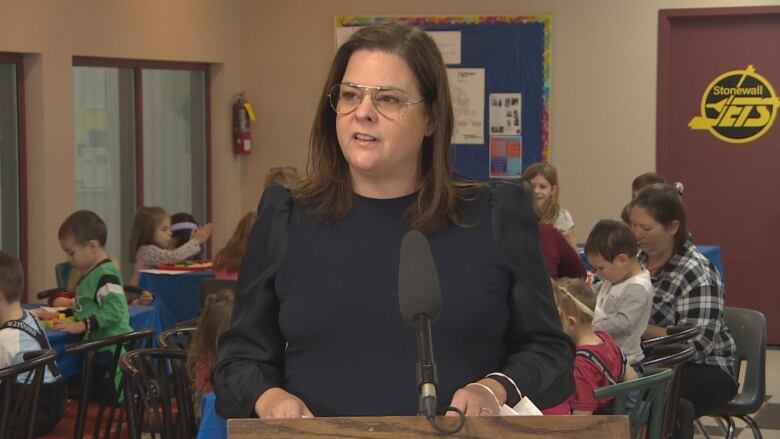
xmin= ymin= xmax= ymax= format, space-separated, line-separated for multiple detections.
xmin=336 ymin=16 xmax=552 ymax=181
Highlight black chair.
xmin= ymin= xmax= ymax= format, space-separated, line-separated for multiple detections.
xmin=697 ymin=307 xmax=766 ymax=439
xmin=638 ymin=323 xmax=700 ymax=439
xmin=0 ymin=349 xmax=58 ymax=439
xmin=199 ymin=278 xmax=236 ymax=312
xmin=158 ymin=326 xmax=197 ymax=350
xmin=65 ymin=328 xmax=155 ymax=439
xmin=641 ymin=324 xmax=699 ymax=352
xmin=120 ymin=348 xmax=197 ymax=439
xmin=175 ymin=318 xmax=199 ymax=329
xmin=640 ymin=344 xmax=696 ymax=439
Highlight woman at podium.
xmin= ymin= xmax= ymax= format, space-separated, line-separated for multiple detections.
xmin=213 ymin=22 xmax=574 ymax=419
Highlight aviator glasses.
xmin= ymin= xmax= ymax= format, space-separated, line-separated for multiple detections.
xmin=328 ymin=83 xmax=425 ymax=120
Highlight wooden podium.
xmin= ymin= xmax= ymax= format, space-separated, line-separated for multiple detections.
xmin=228 ymin=415 xmax=629 ymax=438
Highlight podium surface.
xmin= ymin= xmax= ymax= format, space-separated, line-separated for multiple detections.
xmin=228 ymin=415 xmax=629 ymax=438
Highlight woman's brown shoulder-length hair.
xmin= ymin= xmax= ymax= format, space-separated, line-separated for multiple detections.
xmin=294 ymin=21 xmax=479 ymax=233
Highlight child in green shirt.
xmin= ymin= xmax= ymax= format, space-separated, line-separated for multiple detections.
xmin=55 ymin=210 xmax=132 ymax=400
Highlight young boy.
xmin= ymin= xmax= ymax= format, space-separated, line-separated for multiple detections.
xmin=585 ymin=219 xmax=653 ymax=365
xmin=0 ymin=251 xmax=65 ymax=435
xmin=55 ymin=210 xmax=133 ymax=399
xmin=554 ymin=277 xmax=636 ymax=414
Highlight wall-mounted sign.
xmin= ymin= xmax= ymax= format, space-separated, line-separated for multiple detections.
xmin=688 ymin=65 xmax=780 ymax=143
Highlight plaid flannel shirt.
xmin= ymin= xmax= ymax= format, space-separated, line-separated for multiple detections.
xmin=639 ymin=238 xmax=736 ymax=377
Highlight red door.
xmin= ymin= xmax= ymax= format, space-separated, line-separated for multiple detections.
xmin=658 ymin=7 xmax=780 ymax=344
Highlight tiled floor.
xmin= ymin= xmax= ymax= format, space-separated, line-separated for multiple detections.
xmin=695 ymin=347 xmax=780 ymax=439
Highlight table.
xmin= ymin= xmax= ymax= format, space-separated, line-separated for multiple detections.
xmin=23 ymin=304 xmax=162 ymax=380
xmin=139 ymin=270 xmax=215 ymax=330
xmin=697 ymin=245 xmax=724 ymax=280
xmin=578 ymin=244 xmax=724 ymax=279
xmin=198 ymin=392 xmax=227 ymax=439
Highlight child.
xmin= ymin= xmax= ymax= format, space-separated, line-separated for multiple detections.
xmin=212 ymin=212 xmax=256 ymax=280
xmin=585 ymin=219 xmax=653 ymax=366
xmin=129 ymin=206 xmax=213 ymax=285
xmin=631 ymin=172 xmax=667 ymax=199
xmin=186 ymin=289 xmax=234 ymax=398
xmin=554 ymin=277 xmax=636 ymax=414
xmin=171 ymin=212 xmax=204 ymax=261
xmin=0 ymin=251 xmax=66 ymax=436
xmin=522 ymin=162 xmax=576 ymax=248
xmin=56 ymin=210 xmax=134 ymax=400
xmin=264 ymin=165 xmax=301 ymax=189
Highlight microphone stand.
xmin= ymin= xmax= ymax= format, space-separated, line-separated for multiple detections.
xmin=415 ymin=314 xmax=437 ymax=418
xmin=414 ymin=314 xmax=465 ymax=435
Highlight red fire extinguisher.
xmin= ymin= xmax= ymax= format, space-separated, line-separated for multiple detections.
xmin=233 ymin=94 xmax=255 ymax=155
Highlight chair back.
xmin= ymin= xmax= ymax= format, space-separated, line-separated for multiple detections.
xmin=65 ymin=328 xmax=155 ymax=439
xmin=199 ymin=279 xmax=236 ymax=312
xmin=120 ymin=348 xmax=197 ymax=439
xmin=641 ymin=324 xmax=698 ymax=352
xmin=723 ymin=306 xmax=766 ymax=413
xmin=158 ymin=326 xmax=197 ymax=350
xmin=0 ymin=349 xmax=58 ymax=439
xmin=55 ymin=262 xmax=74 ymax=289
xmin=640 ymin=344 xmax=695 ymax=439
xmin=594 ymin=367 xmax=675 ymax=439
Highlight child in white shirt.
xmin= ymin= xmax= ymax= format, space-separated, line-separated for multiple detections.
xmin=585 ymin=220 xmax=653 ymax=366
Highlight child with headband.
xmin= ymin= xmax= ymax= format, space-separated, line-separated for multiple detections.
xmin=553 ymin=278 xmax=636 ymax=414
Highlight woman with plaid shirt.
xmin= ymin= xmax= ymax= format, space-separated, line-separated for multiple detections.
xmin=628 ymin=184 xmax=736 ymax=437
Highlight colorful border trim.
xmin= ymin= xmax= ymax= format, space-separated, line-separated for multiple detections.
xmin=336 ymin=15 xmax=553 ymax=161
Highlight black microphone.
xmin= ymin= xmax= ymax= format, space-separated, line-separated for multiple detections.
xmin=398 ymin=230 xmax=442 ymax=418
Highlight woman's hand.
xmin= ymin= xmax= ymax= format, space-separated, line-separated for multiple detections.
xmin=191 ymin=223 xmax=214 ymax=244
xmin=643 ymin=323 xmax=668 ymax=339
xmin=254 ymin=387 xmax=314 ymax=419
xmin=446 ymin=379 xmax=505 ymax=417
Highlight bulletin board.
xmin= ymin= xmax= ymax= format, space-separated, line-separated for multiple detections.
xmin=336 ymin=16 xmax=552 ymax=181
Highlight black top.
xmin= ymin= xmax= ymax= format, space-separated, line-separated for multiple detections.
xmin=213 ymin=180 xmax=574 ymax=418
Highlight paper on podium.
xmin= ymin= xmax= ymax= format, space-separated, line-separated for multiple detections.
xmin=499 ymin=396 xmax=543 ymax=416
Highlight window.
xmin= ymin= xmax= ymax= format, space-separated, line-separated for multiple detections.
xmin=0 ymin=53 xmax=24 ymax=261
xmin=73 ymin=59 xmax=210 ymax=280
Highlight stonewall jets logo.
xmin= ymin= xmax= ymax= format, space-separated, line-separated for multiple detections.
xmin=688 ymin=65 xmax=780 ymax=143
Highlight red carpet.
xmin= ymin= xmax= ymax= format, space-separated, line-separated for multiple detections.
xmin=38 ymin=399 xmax=130 ymax=439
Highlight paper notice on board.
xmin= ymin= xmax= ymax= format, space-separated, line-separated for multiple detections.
xmin=447 ymin=68 xmax=485 ymax=144
xmin=489 ymin=93 xmax=522 ymax=136
xmin=428 ymin=31 xmax=461 ymax=64
xmin=489 ymin=136 xmax=523 ymax=178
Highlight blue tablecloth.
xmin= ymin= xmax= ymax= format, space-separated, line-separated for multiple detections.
xmin=23 ymin=304 xmax=162 ymax=380
xmin=697 ymin=245 xmax=724 ymax=280
xmin=198 ymin=392 xmax=227 ymax=439
xmin=578 ymin=244 xmax=724 ymax=279
xmin=139 ymin=270 xmax=215 ymax=330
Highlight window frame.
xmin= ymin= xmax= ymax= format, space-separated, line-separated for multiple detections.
xmin=0 ymin=52 xmax=28 ymax=296
xmin=72 ymin=57 xmax=212 ymax=224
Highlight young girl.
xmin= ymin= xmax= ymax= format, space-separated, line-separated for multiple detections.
xmin=212 ymin=212 xmax=256 ymax=280
xmin=554 ymin=277 xmax=636 ymax=415
xmin=187 ymin=289 xmax=235 ymax=398
xmin=128 ymin=206 xmax=213 ymax=285
xmin=522 ymin=162 xmax=576 ymax=248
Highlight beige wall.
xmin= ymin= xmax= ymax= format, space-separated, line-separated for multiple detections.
xmin=0 ymin=0 xmax=244 ymax=296
xmin=239 ymin=0 xmax=779 ymax=240
xmin=2 ymin=0 xmax=777 ymax=295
